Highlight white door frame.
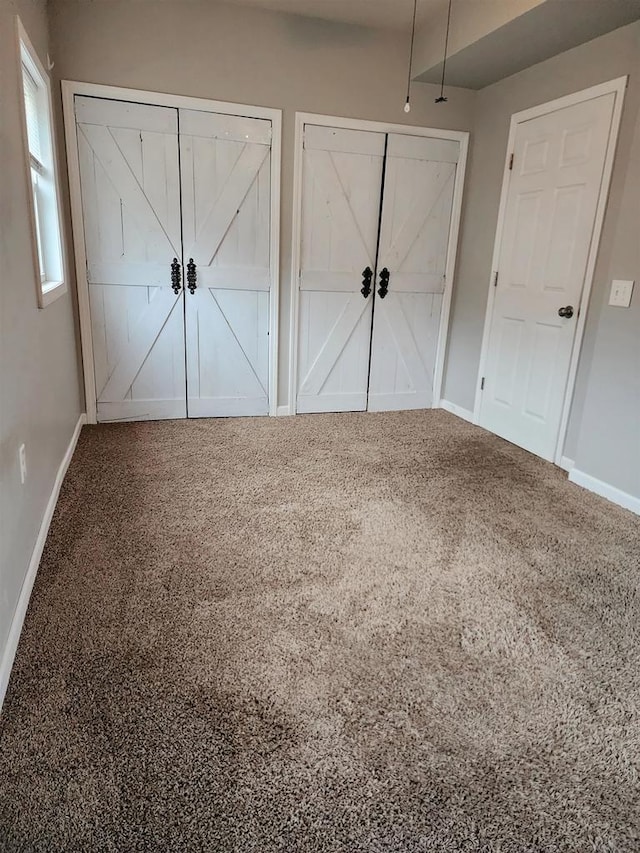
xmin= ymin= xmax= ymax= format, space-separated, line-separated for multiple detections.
xmin=472 ymin=77 xmax=627 ymax=466
xmin=62 ymin=81 xmax=282 ymax=423
xmin=288 ymin=112 xmax=469 ymax=415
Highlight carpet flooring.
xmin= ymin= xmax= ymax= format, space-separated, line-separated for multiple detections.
xmin=1 ymin=410 xmax=639 ymax=852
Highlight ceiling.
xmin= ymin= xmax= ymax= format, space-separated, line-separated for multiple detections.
xmin=218 ymin=0 xmax=446 ymax=31
xmin=417 ymin=0 xmax=640 ymax=88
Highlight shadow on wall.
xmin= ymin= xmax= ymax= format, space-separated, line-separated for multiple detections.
xmin=282 ymin=14 xmax=380 ymax=49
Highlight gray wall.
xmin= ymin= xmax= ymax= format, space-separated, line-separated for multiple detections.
xmin=0 ymin=0 xmax=81 ymax=674
xmin=573 ymin=96 xmax=640 ymax=498
xmin=49 ymin=0 xmax=476 ymax=408
xmin=443 ymin=21 xmax=640 ymax=492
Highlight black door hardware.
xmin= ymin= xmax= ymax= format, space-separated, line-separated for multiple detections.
xmin=187 ymin=259 xmax=197 ymax=294
xmin=170 ymin=258 xmax=181 ymax=294
xmin=558 ymin=305 xmax=574 ymax=318
xmin=378 ymin=268 xmax=390 ymax=299
xmin=361 ymin=266 xmax=373 ymax=298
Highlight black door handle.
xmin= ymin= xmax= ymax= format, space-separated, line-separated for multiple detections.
xmin=361 ymin=266 xmax=373 ymax=298
xmin=558 ymin=305 xmax=574 ymax=318
xmin=378 ymin=268 xmax=390 ymax=299
xmin=170 ymin=258 xmax=181 ymax=294
xmin=187 ymin=259 xmax=197 ymax=294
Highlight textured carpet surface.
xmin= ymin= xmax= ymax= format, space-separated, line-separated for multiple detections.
xmin=1 ymin=410 xmax=639 ymax=852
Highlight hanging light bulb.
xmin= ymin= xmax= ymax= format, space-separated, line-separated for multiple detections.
xmin=436 ymin=0 xmax=453 ymax=104
xmin=404 ymin=0 xmax=418 ymax=113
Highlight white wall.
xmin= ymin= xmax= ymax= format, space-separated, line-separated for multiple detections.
xmin=49 ymin=0 xmax=476 ymax=409
xmin=0 ymin=0 xmax=82 ymax=694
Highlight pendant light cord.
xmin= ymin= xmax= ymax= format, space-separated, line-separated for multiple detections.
xmin=405 ymin=0 xmax=418 ymax=108
xmin=436 ymin=0 xmax=453 ymax=102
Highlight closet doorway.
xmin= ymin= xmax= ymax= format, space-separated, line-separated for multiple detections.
xmin=62 ymin=83 xmax=281 ymax=424
xmin=289 ymin=114 xmax=468 ymax=415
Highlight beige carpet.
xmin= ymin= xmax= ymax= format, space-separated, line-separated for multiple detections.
xmin=1 ymin=410 xmax=639 ymax=851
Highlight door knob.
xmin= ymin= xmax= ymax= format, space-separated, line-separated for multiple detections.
xmin=378 ymin=268 xmax=390 ymax=299
xmin=558 ymin=305 xmax=574 ymax=318
xmin=170 ymin=258 xmax=181 ymax=294
xmin=361 ymin=266 xmax=373 ymax=298
xmin=187 ymin=259 xmax=197 ymax=294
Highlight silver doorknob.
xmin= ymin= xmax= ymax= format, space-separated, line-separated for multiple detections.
xmin=558 ymin=305 xmax=574 ymax=318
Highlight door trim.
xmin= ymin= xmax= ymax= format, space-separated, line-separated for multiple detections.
xmin=472 ymin=77 xmax=627 ymax=465
xmin=288 ymin=112 xmax=469 ymax=415
xmin=61 ymin=81 xmax=282 ymax=423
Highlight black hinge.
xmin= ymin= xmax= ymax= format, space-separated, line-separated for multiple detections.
xmin=509 ymin=153 xmax=514 ymax=170
xmin=481 ymin=377 xmax=485 ymax=390
xmin=493 ymin=271 xmax=499 ymax=287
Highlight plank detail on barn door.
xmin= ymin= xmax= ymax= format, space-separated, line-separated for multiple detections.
xmin=180 ymin=109 xmax=272 ymax=417
xmin=79 ymin=124 xmax=179 ymax=258
xmin=185 ymin=144 xmax=270 ymax=265
xmin=98 ymin=289 xmax=182 ymax=402
xmin=76 ymin=96 xmax=186 ymax=422
xmin=298 ymin=296 xmax=372 ymax=397
xmin=297 ymin=125 xmax=385 ymax=413
xmin=305 ymin=150 xmax=374 ymax=263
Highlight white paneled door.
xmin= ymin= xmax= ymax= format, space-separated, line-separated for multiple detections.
xmin=75 ymin=96 xmax=275 ymax=422
xmin=296 ymin=124 xmax=460 ymax=415
xmin=479 ymin=93 xmax=617 ymax=460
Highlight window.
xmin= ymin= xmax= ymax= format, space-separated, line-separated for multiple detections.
xmin=18 ymin=20 xmax=66 ymax=307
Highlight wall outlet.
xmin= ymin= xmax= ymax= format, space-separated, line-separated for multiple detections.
xmin=609 ymin=279 xmax=634 ymax=308
xmin=18 ymin=444 xmax=27 ymax=484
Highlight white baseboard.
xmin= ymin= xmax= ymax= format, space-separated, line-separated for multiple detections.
xmin=568 ymin=467 xmax=640 ymax=515
xmin=559 ymin=456 xmax=575 ymax=473
xmin=276 ymin=405 xmax=291 ymax=417
xmin=0 ymin=413 xmax=86 ymax=711
xmin=439 ymin=399 xmax=474 ymax=423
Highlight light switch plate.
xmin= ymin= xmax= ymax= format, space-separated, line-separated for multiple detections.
xmin=609 ymin=279 xmax=634 ymax=308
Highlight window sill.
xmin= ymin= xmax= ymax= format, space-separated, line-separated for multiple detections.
xmin=39 ymin=279 xmax=67 ymax=308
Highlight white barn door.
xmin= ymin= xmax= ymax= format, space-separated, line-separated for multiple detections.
xmin=479 ymin=93 xmax=617 ymax=460
xmin=180 ymin=110 xmax=272 ymax=418
xmin=76 ymin=97 xmax=186 ymax=422
xmin=296 ymin=126 xmax=385 ymax=414
xmin=295 ymin=125 xmax=460 ymax=415
xmin=368 ymin=134 xmax=458 ymax=411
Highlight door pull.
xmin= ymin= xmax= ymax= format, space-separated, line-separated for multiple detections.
xmin=361 ymin=266 xmax=373 ymax=298
xmin=187 ymin=259 xmax=197 ymax=294
xmin=378 ymin=268 xmax=390 ymax=299
xmin=170 ymin=258 xmax=182 ymax=294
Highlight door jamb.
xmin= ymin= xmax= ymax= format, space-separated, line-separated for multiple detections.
xmin=61 ymin=80 xmax=282 ymax=422
xmin=472 ymin=76 xmax=627 ymax=465
xmin=288 ymin=111 xmax=469 ymax=415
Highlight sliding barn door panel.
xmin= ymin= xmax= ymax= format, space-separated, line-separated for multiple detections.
xmin=479 ymin=93 xmax=616 ymax=459
xmin=296 ymin=125 xmax=385 ymax=414
xmin=368 ymin=134 xmax=458 ymax=412
xmin=180 ymin=109 xmax=271 ymax=417
xmin=76 ymin=96 xmax=186 ymax=422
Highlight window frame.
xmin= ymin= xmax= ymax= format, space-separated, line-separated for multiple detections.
xmin=16 ymin=17 xmax=67 ymax=308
